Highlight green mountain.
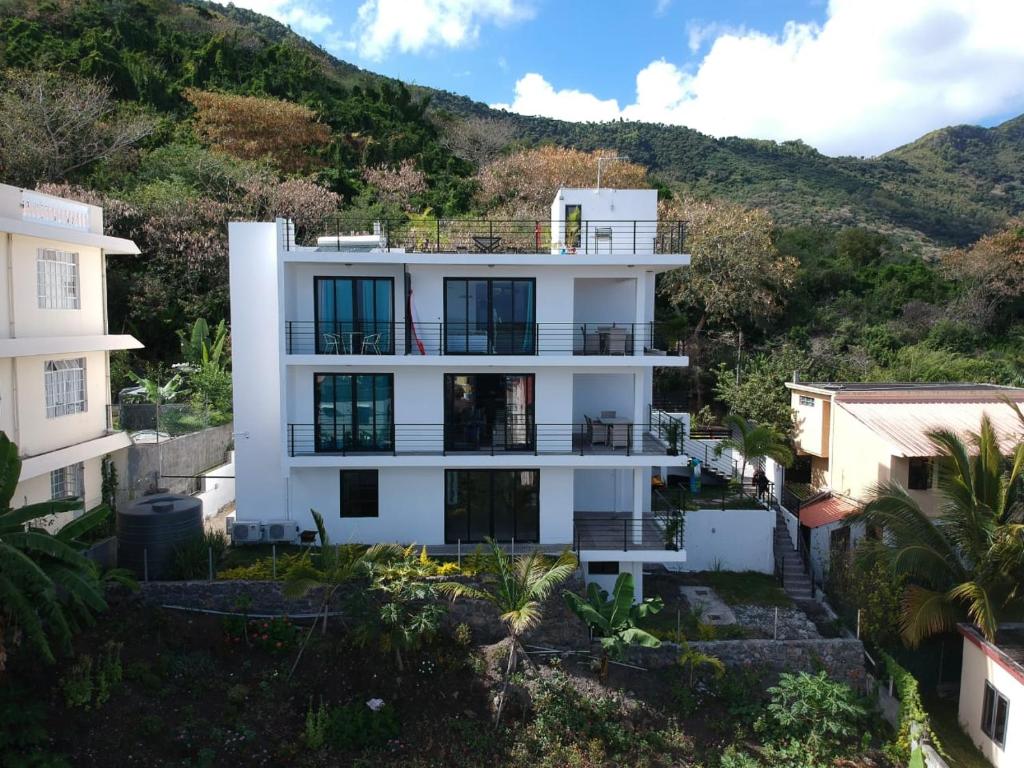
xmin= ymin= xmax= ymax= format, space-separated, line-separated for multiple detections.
xmin=2 ymin=0 xmax=1022 ymax=249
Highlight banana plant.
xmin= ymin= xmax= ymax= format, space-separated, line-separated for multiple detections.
xmin=0 ymin=432 xmax=108 ymax=671
xmin=563 ymin=572 xmax=663 ymax=682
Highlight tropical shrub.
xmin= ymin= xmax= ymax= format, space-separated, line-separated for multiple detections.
xmin=755 ymin=671 xmax=869 ymax=765
xmin=325 ymin=701 xmax=400 ymax=751
xmin=563 ymin=572 xmax=663 ymax=682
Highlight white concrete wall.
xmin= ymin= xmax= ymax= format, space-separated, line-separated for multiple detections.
xmin=668 ymin=508 xmax=775 ymax=573
xmin=12 ymin=455 xmax=102 ymax=530
xmin=230 ymin=222 xmax=287 ymax=521
xmin=959 ymin=635 xmax=1024 ymax=767
xmin=791 ymin=390 xmax=829 ymax=457
xmin=573 ymin=278 xmax=636 ymax=325
xmin=574 ymin=467 xmax=633 ymax=513
xmin=2 ymin=235 xmax=106 ymax=339
xmin=284 ymin=465 xmax=574 ymax=546
xmin=196 ymin=450 xmax=236 ymax=518
xmin=551 ymin=188 xmax=659 ymax=255
xmin=13 ymin=350 xmax=109 ymax=457
xmin=571 ymin=373 xmax=635 ymax=425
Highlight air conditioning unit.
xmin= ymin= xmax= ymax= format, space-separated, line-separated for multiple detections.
xmin=262 ymin=519 xmax=299 ymax=544
xmin=230 ymin=520 xmax=262 ymax=544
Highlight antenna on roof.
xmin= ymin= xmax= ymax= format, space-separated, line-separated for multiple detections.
xmin=596 ymin=156 xmax=627 ymax=190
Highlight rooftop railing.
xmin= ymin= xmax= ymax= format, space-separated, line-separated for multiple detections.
xmin=284 ymin=217 xmax=687 ymax=255
xmin=284 ymin=320 xmax=685 ymax=356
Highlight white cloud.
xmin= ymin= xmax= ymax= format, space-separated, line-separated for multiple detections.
xmin=354 ymin=0 xmax=532 ymax=60
xmin=491 ymin=73 xmax=621 ymax=122
xmin=491 ymin=0 xmax=1024 ymax=156
xmin=228 ymin=1 xmax=332 ymax=36
xmin=654 ymin=0 xmax=672 ymax=16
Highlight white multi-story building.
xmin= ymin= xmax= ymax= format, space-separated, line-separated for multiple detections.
xmin=229 ymin=188 xmax=691 ymax=596
xmin=0 ymin=184 xmax=142 ymax=525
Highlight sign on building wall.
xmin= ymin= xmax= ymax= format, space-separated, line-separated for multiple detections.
xmin=21 ymin=191 xmax=91 ymax=231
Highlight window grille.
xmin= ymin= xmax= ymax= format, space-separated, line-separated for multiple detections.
xmin=45 ymin=358 xmax=87 ymax=418
xmin=37 ymin=248 xmax=80 ymax=309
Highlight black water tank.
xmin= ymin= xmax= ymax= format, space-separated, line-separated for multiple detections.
xmin=117 ymin=494 xmax=203 ymax=580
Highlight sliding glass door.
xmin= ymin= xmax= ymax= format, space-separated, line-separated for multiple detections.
xmin=315 ymin=277 xmax=393 ymax=354
xmin=444 ymin=373 xmax=534 ymax=451
xmin=444 ymin=278 xmax=535 ymax=354
xmin=314 ymin=373 xmax=393 ymax=452
xmin=444 ymin=469 xmax=539 ymax=543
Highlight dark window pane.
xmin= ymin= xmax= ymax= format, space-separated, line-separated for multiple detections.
xmin=587 ymin=561 xmax=619 ymax=575
xmin=492 ymin=471 xmax=515 ymax=541
xmin=982 ymin=684 xmax=995 ymax=737
xmin=908 ymin=458 xmax=933 ymax=490
xmin=995 ymin=694 xmax=1009 ymax=745
xmin=340 ymin=470 xmax=378 ymax=517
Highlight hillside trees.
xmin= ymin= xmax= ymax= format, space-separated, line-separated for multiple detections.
xmin=942 ymin=218 xmax=1024 ymax=328
xmin=0 ymin=69 xmax=155 ymax=187
xmin=184 ymin=89 xmax=331 ymax=172
xmin=475 ymin=146 xmax=649 ymax=217
xmin=657 ymin=198 xmax=798 ymax=341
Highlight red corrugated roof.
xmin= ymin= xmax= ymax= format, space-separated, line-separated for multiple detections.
xmin=799 ymin=495 xmax=859 ymax=529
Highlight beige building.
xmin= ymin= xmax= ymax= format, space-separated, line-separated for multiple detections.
xmin=0 ymin=184 xmax=141 ymax=527
xmin=958 ymin=624 xmax=1024 ymax=767
xmin=787 ymin=382 xmax=1024 ymax=517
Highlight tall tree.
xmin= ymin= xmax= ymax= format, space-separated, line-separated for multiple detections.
xmin=0 ymin=69 xmax=154 ymax=186
xmin=850 ymin=414 xmax=1024 ymax=645
xmin=657 ymin=198 xmax=798 ymax=341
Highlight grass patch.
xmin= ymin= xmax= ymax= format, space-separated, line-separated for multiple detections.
xmin=698 ymin=571 xmax=791 ymax=607
xmin=925 ymin=695 xmax=994 ymax=768
xmin=221 ymin=543 xmax=308 ymax=570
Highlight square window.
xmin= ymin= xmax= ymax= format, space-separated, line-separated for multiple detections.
xmin=37 ymin=248 xmax=80 ymax=309
xmin=44 ymin=358 xmax=87 ymax=418
xmin=981 ymin=682 xmax=1009 ymax=748
xmin=908 ymin=458 xmax=933 ymax=490
xmin=50 ymin=462 xmax=84 ymax=500
xmin=340 ymin=470 xmax=378 ymax=518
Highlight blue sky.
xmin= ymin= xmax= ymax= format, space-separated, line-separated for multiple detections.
xmin=234 ymin=0 xmax=1024 ymax=157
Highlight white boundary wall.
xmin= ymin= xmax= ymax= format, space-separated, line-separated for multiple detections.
xmin=667 ymin=507 xmax=774 ymax=573
xmin=196 ymin=451 xmax=235 ymax=518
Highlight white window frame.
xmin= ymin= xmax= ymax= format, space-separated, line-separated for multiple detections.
xmin=44 ymin=358 xmax=87 ymax=418
xmin=50 ymin=462 xmax=84 ymax=501
xmin=981 ymin=681 xmax=1009 ymax=748
xmin=37 ymin=248 xmax=80 ymax=309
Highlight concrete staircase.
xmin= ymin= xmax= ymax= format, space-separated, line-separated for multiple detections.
xmin=774 ymin=509 xmax=814 ymax=602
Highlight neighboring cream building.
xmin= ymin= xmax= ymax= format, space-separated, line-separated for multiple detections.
xmin=784 ymin=382 xmax=1024 ymax=578
xmin=958 ymin=623 xmax=1024 ymax=767
xmin=0 ymin=184 xmax=142 ymax=527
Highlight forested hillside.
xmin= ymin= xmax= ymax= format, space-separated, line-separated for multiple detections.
xmin=0 ymin=0 xmax=1021 ymax=423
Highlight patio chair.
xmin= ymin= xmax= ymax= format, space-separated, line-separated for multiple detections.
xmin=321 ymin=333 xmax=341 ymax=354
xmin=581 ymin=325 xmax=601 ymax=355
xmin=587 ymin=415 xmax=608 ymax=446
xmin=361 ymin=333 xmax=382 ymax=354
xmin=606 ymin=326 xmax=628 ymax=355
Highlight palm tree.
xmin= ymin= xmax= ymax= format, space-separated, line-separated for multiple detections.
xmin=0 ymin=432 xmax=109 ymax=671
xmin=440 ymin=539 xmax=576 ymax=726
xmin=850 ymin=414 xmax=1023 ymax=645
xmin=715 ymin=413 xmax=793 ymax=483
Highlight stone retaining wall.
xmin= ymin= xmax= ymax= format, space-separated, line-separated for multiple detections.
xmin=622 ymin=637 xmax=866 ymax=690
xmin=134 ymin=576 xmax=590 ymax=648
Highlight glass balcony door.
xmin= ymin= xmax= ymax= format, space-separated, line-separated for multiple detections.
xmin=315 ymin=373 xmax=393 ymax=452
xmin=444 ymin=469 xmax=539 ymax=543
xmin=444 ymin=278 xmax=535 ymax=354
xmin=315 ymin=277 xmax=393 ymax=354
xmin=444 ymin=373 xmax=534 ymax=452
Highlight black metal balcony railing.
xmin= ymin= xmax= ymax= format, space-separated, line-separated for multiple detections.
xmin=284 ymin=321 xmax=684 ymax=356
xmin=286 ymin=421 xmax=680 ymax=457
xmin=574 ymin=488 xmax=686 ymax=552
xmin=284 ymin=217 xmax=687 ymax=256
